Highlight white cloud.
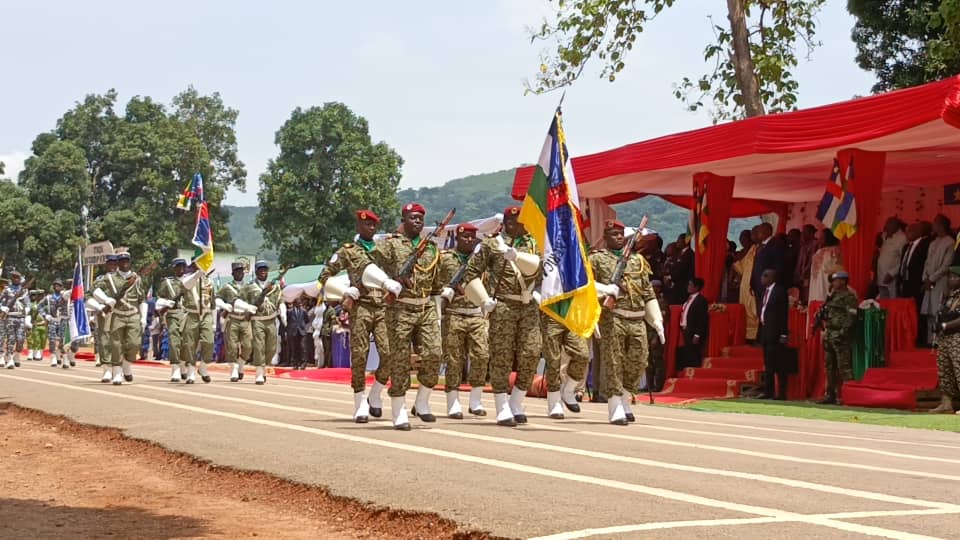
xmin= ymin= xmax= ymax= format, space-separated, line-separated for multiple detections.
xmin=0 ymin=151 xmax=28 ymax=181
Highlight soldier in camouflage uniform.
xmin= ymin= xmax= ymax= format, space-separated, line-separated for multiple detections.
xmin=642 ymin=279 xmax=670 ymax=392
xmin=590 ymin=221 xmax=665 ymax=425
xmin=217 ymin=261 xmax=254 ymax=382
xmin=155 ymin=259 xmax=188 ymax=382
xmin=93 ymin=251 xmax=148 ymax=385
xmin=930 ymin=267 xmax=960 ymax=414
xmin=369 ymin=203 xmax=438 ymax=430
xmin=815 ymin=270 xmax=858 ymax=405
xmin=436 ymin=222 xmax=491 ymax=418
xmin=27 ymin=289 xmax=47 ymax=362
xmin=542 ymin=313 xmax=590 ymax=419
xmin=244 ymin=261 xmax=286 ymax=385
xmin=40 ymin=280 xmax=70 ymax=367
xmin=87 ymin=255 xmax=119 ymax=371
xmin=465 ymin=206 xmax=542 ymax=427
xmin=319 ymin=210 xmax=392 ymax=423
xmin=179 ymin=262 xmax=216 ymax=384
xmin=1 ymin=270 xmax=32 ymax=369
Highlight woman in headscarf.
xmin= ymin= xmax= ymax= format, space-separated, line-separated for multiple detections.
xmin=808 ymin=228 xmax=842 ymax=303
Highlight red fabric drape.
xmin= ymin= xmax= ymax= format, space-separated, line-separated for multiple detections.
xmin=657 ymin=195 xmax=786 ymax=218
xmin=693 ymin=173 xmax=735 ymax=302
xmin=837 ymin=149 xmax=886 ymax=297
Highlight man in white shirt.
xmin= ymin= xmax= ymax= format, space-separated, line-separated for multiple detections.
xmin=876 ymin=217 xmax=907 ymax=299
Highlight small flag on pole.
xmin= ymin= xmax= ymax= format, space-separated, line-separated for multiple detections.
xmin=68 ymin=247 xmax=91 ymax=343
xmin=176 ymin=173 xmax=205 ymax=211
xmin=816 ymin=158 xmax=857 ymax=240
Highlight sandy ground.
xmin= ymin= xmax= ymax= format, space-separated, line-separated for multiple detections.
xmin=0 ymin=403 xmax=496 ymax=540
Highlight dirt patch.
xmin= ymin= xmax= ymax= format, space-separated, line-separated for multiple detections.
xmin=0 ymin=404 xmax=502 ymax=539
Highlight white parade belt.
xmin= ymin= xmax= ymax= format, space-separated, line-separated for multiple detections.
xmin=396 ymin=297 xmax=431 ymax=306
xmin=498 ymin=293 xmax=532 ymax=304
xmin=447 ymin=307 xmax=483 ymax=316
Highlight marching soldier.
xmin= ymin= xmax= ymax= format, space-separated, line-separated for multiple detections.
xmin=93 ymin=252 xmax=148 ymax=385
xmin=930 ymin=266 xmax=960 ymax=414
xmin=815 ymin=270 xmax=858 ymax=405
xmin=27 ymin=289 xmax=46 ymax=362
xmin=465 ymin=206 xmax=542 ymax=427
xmin=318 ymin=209 xmax=392 ymax=423
xmin=179 ymin=262 xmax=216 ymax=384
xmin=155 ymin=259 xmax=188 ymax=382
xmin=86 ymin=254 xmax=119 ymax=371
xmin=436 ymin=222 xmax=490 ymax=418
xmin=217 ymin=261 xmax=254 ymax=382
xmin=369 ymin=203 xmax=437 ymax=430
xmin=1 ymin=270 xmax=32 ymax=369
xmin=245 ymin=261 xmax=286 ymax=385
xmin=590 ymin=220 xmax=665 ymax=425
xmin=40 ymin=280 xmax=70 ymax=368
xmin=542 ymin=315 xmax=590 ymax=419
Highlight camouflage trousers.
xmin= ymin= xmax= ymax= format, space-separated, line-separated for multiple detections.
xmin=3 ymin=317 xmax=27 ymax=355
xmin=251 ymin=317 xmax=278 ymax=367
xmin=28 ymin=323 xmax=47 ymax=351
xmin=598 ymin=313 xmax=649 ymax=399
xmin=165 ymin=312 xmax=185 ymax=366
xmin=442 ymin=311 xmax=488 ymax=391
xmin=935 ymin=333 xmax=960 ymax=398
xmin=541 ymin=316 xmax=589 ymax=392
xmin=47 ymin=320 xmax=66 ymax=353
xmin=489 ymin=300 xmax=542 ymax=394
xmin=224 ymin=316 xmax=252 ymax=364
xmin=823 ymin=333 xmax=854 ymax=395
xmin=109 ymin=312 xmax=142 ymax=366
xmin=350 ymin=301 xmax=390 ymax=393
xmin=387 ymin=302 xmax=441 ymax=398
xmin=181 ymin=312 xmax=214 ymax=366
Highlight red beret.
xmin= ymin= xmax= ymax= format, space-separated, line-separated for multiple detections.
xmin=504 ymin=206 xmax=521 ymax=216
xmin=604 ymin=219 xmax=625 ymax=230
xmin=355 ymin=209 xmax=380 ymax=223
xmin=402 ymin=202 xmax=426 ymax=215
xmin=456 ymin=223 xmax=478 ymax=234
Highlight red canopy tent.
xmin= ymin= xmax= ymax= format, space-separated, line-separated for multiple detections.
xmin=513 ymin=75 xmax=960 ymax=300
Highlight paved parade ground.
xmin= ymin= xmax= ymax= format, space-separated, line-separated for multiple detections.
xmin=1 ymin=361 xmax=959 ymax=539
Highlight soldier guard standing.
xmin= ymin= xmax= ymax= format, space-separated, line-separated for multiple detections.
xmin=815 ymin=270 xmax=858 ymax=405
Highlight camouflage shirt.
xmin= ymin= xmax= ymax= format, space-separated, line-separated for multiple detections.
xmin=436 ymin=249 xmax=475 ymax=310
xmin=823 ymin=288 xmax=858 ymax=339
xmin=38 ymin=293 xmax=69 ymax=320
xmin=319 ymin=239 xmax=385 ymax=305
xmin=371 ymin=234 xmax=441 ymax=300
xmin=0 ymin=284 xmax=30 ymax=316
xmin=464 ymin=233 xmax=540 ymax=299
xmin=589 ymin=249 xmax=656 ymax=311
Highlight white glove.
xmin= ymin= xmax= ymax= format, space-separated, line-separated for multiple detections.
xmin=493 ymin=234 xmax=510 ymax=253
xmin=87 ymin=299 xmax=104 ymax=312
xmin=25 ymin=317 xmax=32 ymax=329
xmin=503 ymin=247 xmax=518 ymax=261
xmin=343 ymin=286 xmax=361 ymax=300
xmin=0 ymin=306 xmax=8 ymax=314
xmin=234 ymin=299 xmax=257 ymax=314
xmin=140 ymin=303 xmax=149 ymax=328
xmin=279 ymin=303 xmax=287 ymax=326
xmin=655 ymin=324 xmax=666 ymax=345
xmin=531 ymin=291 xmax=542 ymax=305
xmin=93 ymin=288 xmax=116 ymax=307
xmin=383 ymin=279 xmax=403 ymax=297
xmin=481 ymin=298 xmax=497 ymax=314
xmin=440 ymin=287 xmax=455 ymax=302
xmin=644 ymin=299 xmax=666 ymax=344
xmin=155 ymin=298 xmax=175 ymax=309
xmin=605 ymin=284 xmax=621 ymax=298
xmin=214 ymin=298 xmax=233 ymax=312
xmin=44 ymin=314 xmax=54 ymax=323
xmin=180 ymin=271 xmax=200 ymax=290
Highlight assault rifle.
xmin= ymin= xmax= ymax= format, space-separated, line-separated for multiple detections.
xmin=602 ymin=215 xmax=648 ymax=309
xmin=442 ymin=241 xmax=484 ymax=311
xmin=0 ymin=277 xmax=35 ymax=320
xmin=246 ymin=266 xmax=290 ymax=320
xmin=386 ymin=208 xmax=456 ymax=304
xmin=103 ymin=260 xmax=159 ymax=315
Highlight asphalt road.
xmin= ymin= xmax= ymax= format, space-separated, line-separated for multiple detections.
xmin=1 ymin=361 xmax=959 ymax=539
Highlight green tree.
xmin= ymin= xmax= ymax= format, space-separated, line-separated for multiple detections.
xmin=257 ymin=103 xmax=403 ymax=265
xmin=18 ymin=88 xmax=246 ymax=275
xmin=528 ymin=0 xmax=825 ymax=121
xmin=0 ymin=180 xmax=80 ymax=284
xmin=849 ymin=0 xmax=960 ymax=92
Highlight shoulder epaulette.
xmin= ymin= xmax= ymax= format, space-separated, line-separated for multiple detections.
xmin=341 ymin=243 xmax=354 ymax=249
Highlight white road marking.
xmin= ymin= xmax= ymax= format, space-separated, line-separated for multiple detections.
xmin=15 ymin=367 xmax=960 ymax=509
xmin=0 ymin=373 xmax=946 ymax=540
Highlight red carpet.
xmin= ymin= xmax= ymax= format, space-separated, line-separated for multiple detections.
xmin=837 ymin=348 xmax=938 ymax=410
xmin=841 ymin=383 xmax=918 ymax=409
xmin=655 ymin=345 xmax=762 ymax=401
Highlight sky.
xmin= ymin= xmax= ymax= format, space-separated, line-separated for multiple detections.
xmin=0 ymin=1 xmax=878 ymax=207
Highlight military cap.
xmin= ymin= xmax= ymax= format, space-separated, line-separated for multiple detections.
xmin=116 ymin=252 xmax=131 ymax=261
xmin=9 ymin=270 xmax=21 ymax=278
xmin=105 ymin=254 xmax=119 ymax=262
xmin=52 ymin=278 xmax=63 ymax=286
xmin=830 ymin=271 xmax=850 ymax=281
xmin=254 ymin=260 xmax=269 ymax=270
xmin=456 ymin=223 xmax=478 ymax=234
xmin=231 ymin=261 xmax=245 ymax=271
xmin=504 ymin=206 xmax=521 ymax=216
xmin=604 ymin=219 xmax=626 ymax=230
xmin=402 ymin=202 xmax=426 ymax=215
xmin=356 ymin=209 xmax=380 ymax=223
xmin=172 ymin=258 xmax=187 ymax=267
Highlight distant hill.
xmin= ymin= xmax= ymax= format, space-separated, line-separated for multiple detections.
xmin=226 ymin=168 xmax=758 ymax=260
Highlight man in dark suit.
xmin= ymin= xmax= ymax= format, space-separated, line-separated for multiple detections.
xmin=757 ymin=268 xmax=790 ymax=400
xmin=751 ymin=223 xmax=788 ymax=295
xmin=898 ymin=222 xmax=931 ymax=346
xmin=669 ymin=235 xmax=695 ymax=305
xmin=286 ymin=299 xmax=310 ymax=369
xmin=677 ymin=277 xmax=709 ymax=371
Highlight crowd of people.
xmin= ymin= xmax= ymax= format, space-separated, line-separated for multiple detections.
xmin=4 ymin=207 xmax=960 ymax=422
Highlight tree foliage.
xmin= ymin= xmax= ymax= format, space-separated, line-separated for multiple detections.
xmin=849 ymin=0 xmax=960 ymax=92
xmin=16 ymin=87 xmax=246 ymax=280
xmin=528 ymin=0 xmax=825 ymax=121
xmin=257 ymin=103 xmax=403 ymax=266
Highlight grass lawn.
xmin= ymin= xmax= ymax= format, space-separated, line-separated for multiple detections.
xmin=674 ymin=399 xmax=960 ymax=433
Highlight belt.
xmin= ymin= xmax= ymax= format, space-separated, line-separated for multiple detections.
xmin=251 ymin=314 xmax=277 ymax=321
xmin=112 ymin=308 xmax=138 ymax=317
xmin=499 ymin=294 xmax=532 ymax=304
xmin=228 ymin=314 xmax=250 ymax=321
xmin=610 ymin=308 xmax=645 ymax=319
xmin=182 ymin=308 xmax=210 ymax=315
xmin=396 ymin=297 xmax=431 ymax=306
xmin=5 ymin=313 xmax=24 ymax=318
xmin=447 ymin=307 xmax=482 ymax=316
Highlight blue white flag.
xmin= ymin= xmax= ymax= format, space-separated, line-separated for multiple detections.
xmin=68 ymin=248 xmax=91 ymax=343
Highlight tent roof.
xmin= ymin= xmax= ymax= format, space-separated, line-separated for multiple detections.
xmin=513 ymin=76 xmax=960 ymax=204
